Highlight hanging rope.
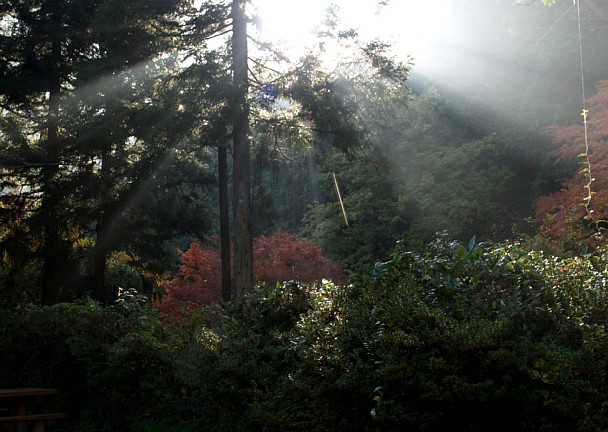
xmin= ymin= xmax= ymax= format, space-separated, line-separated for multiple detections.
xmin=576 ymin=0 xmax=587 ymax=108
xmin=575 ymin=0 xmax=599 ymax=232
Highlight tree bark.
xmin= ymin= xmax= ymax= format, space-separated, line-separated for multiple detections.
xmin=91 ymin=214 xmax=110 ymax=303
xmin=40 ymin=30 xmax=63 ymax=306
xmin=218 ymin=144 xmax=232 ymax=302
xmin=90 ymin=128 xmax=116 ymax=304
xmin=231 ymin=0 xmax=253 ymax=302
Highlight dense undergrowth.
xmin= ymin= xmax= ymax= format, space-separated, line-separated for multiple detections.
xmin=2 ymin=237 xmax=608 ymax=431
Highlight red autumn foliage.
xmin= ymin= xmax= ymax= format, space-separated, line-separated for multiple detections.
xmin=535 ymin=80 xmax=608 ymax=239
xmin=253 ymin=230 xmax=347 ymax=286
xmin=157 ymin=231 xmax=347 ymax=321
xmin=157 ymin=241 xmax=222 ymax=321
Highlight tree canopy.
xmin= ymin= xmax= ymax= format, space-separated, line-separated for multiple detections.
xmin=0 ymin=0 xmax=606 ymax=299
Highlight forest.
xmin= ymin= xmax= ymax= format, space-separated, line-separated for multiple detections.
xmin=2 ymin=0 xmax=608 ymax=431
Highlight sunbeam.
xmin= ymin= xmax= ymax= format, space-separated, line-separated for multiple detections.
xmin=253 ymin=0 xmax=454 ymax=68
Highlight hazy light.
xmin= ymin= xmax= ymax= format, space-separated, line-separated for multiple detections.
xmin=369 ymin=0 xmax=453 ymax=67
xmin=253 ymin=0 xmax=454 ymax=67
xmin=253 ymin=0 xmax=328 ymax=46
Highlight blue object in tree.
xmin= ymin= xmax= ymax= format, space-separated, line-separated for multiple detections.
xmin=259 ymin=83 xmax=279 ymax=103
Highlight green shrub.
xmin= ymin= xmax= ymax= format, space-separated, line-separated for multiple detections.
xmin=0 ymin=292 xmax=181 ymax=432
xmin=4 ymin=237 xmax=608 ymax=431
xmin=345 ymin=237 xmax=608 ymax=431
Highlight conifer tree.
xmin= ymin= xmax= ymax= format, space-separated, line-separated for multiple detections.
xmin=0 ymin=0 xmax=221 ymax=304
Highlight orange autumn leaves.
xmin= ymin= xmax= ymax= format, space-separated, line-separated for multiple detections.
xmin=158 ymin=231 xmax=346 ymax=321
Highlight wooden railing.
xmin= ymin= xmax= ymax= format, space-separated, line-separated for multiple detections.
xmin=0 ymin=388 xmax=67 ymax=432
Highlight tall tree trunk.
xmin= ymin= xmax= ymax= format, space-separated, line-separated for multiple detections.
xmin=40 ymin=31 xmax=63 ymax=306
xmin=219 ymin=144 xmax=232 ymax=302
xmin=91 ymin=215 xmax=110 ymax=303
xmin=231 ymin=0 xmax=253 ymax=302
xmin=90 ymin=137 xmax=115 ymax=304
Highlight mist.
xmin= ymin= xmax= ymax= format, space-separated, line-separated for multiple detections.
xmin=404 ymin=0 xmax=607 ymax=134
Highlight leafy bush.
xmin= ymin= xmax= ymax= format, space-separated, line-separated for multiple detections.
xmin=0 ymin=292 xmax=181 ymax=432
xmin=188 ymin=236 xmax=608 ymax=431
xmin=163 ymin=282 xmax=337 ymax=432
xmin=342 ymin=236 xmax=608 ymax=431
xmin=4 ymin=237 xmax=608 ymax=431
